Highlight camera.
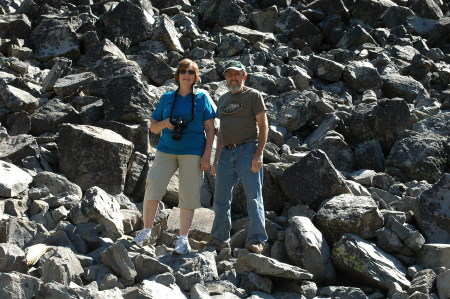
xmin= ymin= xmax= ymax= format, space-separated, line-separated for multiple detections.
xmin=170 ymin=117 xmax=188 ymax=140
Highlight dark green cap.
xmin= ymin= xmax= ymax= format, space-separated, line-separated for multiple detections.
xmin=223 ymin=60 xmax=245 ymax=73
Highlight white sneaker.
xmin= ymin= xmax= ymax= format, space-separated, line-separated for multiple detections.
xmin=173 ymin=238 xmax=191 ymax=254
xmin=133 ymin=228 xmax=151 ymax=246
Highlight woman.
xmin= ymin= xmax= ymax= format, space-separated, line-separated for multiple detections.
xmin=133 ymin=58 xmax=216 ymax=254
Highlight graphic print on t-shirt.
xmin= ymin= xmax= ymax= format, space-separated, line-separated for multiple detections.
xmin=222 ymin=103 xmax=241 ymax=114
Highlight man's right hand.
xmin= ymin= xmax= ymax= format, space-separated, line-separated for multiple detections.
xmin=211 ymin=163 xmax=217 ymax=176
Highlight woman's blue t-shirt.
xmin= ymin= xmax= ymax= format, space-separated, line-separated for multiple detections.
xmin=151 ymin=89 xmax=216 ymax=156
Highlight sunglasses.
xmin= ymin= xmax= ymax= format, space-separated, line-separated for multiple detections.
xmin=179 ymin=69 xmax=195 ymax=75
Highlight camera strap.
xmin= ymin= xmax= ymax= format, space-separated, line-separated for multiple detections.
xmin=169 ymin=89 xmax=196 ymax=123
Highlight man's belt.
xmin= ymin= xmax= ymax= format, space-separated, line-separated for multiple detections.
xmin=224 ymin=143 xmax=244 ymax=149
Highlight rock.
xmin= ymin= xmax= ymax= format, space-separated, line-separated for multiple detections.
xmin=159 ymin=251 xmax=219 ymax=282
xmin=204 ymin=280 xmax=247 ymax=298
xmin=0 ymin=14 xmax=31 ymax=39
xmin=0 ymin=243 xmax=27 ymax=273
xmin=0 ymin=272 xmax=41 ymax=299
xmin=78 ymin=38 xmax=127 ymax=68
xmin=217 ymin=33 xmax=247 ymax=57
xmin=31 ymin=19 xmax=80 ymax=61
xmin=239 ymin=271 xmax=272 ymax=294
xmin=0 ymin=160 xmax=32 ymax=197
xmin=101 ymin=242 xmax=137 ymax=283
xmin=198 ymin=0 xmax=245 ymax=28
xmin=129 ymin=52 xmax=173 ymax=86
xmin=249 ymin=5 xmax=278 ymax=33
xmin=152 ymin=15 xmax=184 ymax=53
xmin=410 ymin=0 xmax=444 ymax=20
xmin=265 ymin=91 xmax=315 ymax=132
xmin=285 ymin=216 xmax=335 ymax=282
xmin=103 ymin=75 xmax=154 ymax=123
xmin=135 ymin=254 xmax=173 ymax=282
xmin=309 ymin=55 xmax=345 ymax=82
xmin=315 ymin=194 xmax=384 ymax=244
xmin=355 ymin=140 xmax=385 ymax=172
xmin=0 ymin=85 xmax=39 ymax=113
xmin=381 ymin=6 xmax=416 ymax=29
xmin=53 ymin=72 xmax=97 ymax=97
xmin=32 ymin=171 xmax=82 ymax=204
xmin=348 ymin=0 xmax=396 ymax=24
xmin=34 ymin=281 xmax=91 ymax=298
xmin=417 ymin=244 xmax=450 ymax=269
xmin=40 ymin=246 xmax=84 ymax=285
xmin=99 ymin=120 xmax=151 ymax=155
xmin=7 ymin=111 xmax=31 ymax=135
xmin=337 ymin=25 xmax=378 ymax=49
xmin=407 ymin=269 xmax=436 ymax=295
xmin=436 ymin=269 xmax=450 ymax=299
xmin=319 ymin=286 xmax=368 ymax=299
xmin=342 ymin=61 xmax=382 ymax=93
xmin=332 ymin=233 xmax=410 ymax=290
xmin=57 ymin=124 xmax=134 ymax=194
xmin=274 ymin=7 xmax=323 ymax=50
xmin=279 ymin=150 xmax=351 ymax=209
xmin=385 ymin=131 xmax=447 ymax=184
xmin=96 ymin=1 xmax=154 ymax=51
xmin=41 ymin=58 xmax=72 ymax=92
xmin=381 ymin=74 xmax=427 ymax=102
xmin=0 ymin=216 xmax=40 ymax=249
xmin=236 ymin=252 xmax=313 ymax=280
xmin=412 ymin=112 xmax=450 ymax=139
xmin=191 ymin=283 xmax=211 ymax=299
xmin=30 ymin=99 xmax=80 ymax=135
xmin=166 ymin=207 xmax=214 ymax=241
xmin=76 ymin=187 xmax=124 ymax=239
xmin=124 ymin=151 xmax=148 ymax=196
xmin=222 ymin=25 xmax=275 ymax=44
xmin=313 ymin=131 xmax=356 ymax=172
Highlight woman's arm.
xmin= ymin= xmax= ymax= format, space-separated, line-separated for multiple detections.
xmin=200 ymin=118 xmax=215 ymax=171
xmin=149 ymin=117 xmax=174 ymax=134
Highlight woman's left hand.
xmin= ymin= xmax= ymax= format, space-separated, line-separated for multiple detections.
xmin=199 ymin=155 xmax=210 ymax=171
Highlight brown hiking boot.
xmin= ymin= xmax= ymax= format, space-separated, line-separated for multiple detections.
xmin=248 ymin=242 xmax=264 ymax=254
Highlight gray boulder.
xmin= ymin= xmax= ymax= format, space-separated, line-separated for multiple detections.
xmin=412 ymin=112 xmax=450 ymax=138
xmin=437 ymin=269 xmax=450 ymax=299
xmin=0 ymin=160 xmax=32 ymax=197
xmin=0 ymin=134 xmax=39 ymax=165
xmin=40 ymin=246 xmax=84 ymax=285
xmin=0 ymin=14 xmax=31 ymax=39
xmin=309 ymin=55 xmax=345 ymax=82
xmin=103 ymin=75 xmax=154 ymax=123
xmin=249 ymin=5 xmax=278 ymax=33
xmin=246 ymin=72 xmax=278 ymax=96
xmin=32 ymin=171 xmax=82 ymax=208
xmin=30 ymin=99 xmax=80 ymax=135
xmin=380 ymin=6 xmax=416 ymax=29
xmin=129 ymin=52 xmax=173 ymax=86
xmin=6 ymin=111 xmax=31 ymax=136
xmin=332 ymin=233 xmax=410 ymax=290
xmin=285 ymin=216 xmax=335 ymax=282
xmin=96 ymin=1 xmax=154 ymax=51
xmin=76 ymin=187 xmax=124 ymax=239
xmin=306 ymin=0 xmax=350 ymax=19
xmin=31 ymin=19 xmax=80 ymax=61
xmin=236 ymin=252 xmax=313 ymax=280
xmin=152 ymin=15 xmax=184 ymax=53
xmin=78 ymin=38 xmax=127 ymax=68
xmin=337 ymin=25 xmax=378 ymax=49
xmin=99 ymin=120 xmax=151 ymax=155
xmin=385 ymin=131 xmax=448 ymax=184
xmin=348 ymin=0 xmax=397 ymax=24
xmin=101 ymin=242 xmax=137 ymax=284
xmin=313 ymin=131 xmax=356 ymax=172
xmin=41 ymin=58 xmax=71 ymax=92
xmin=342 ymin=61 xmax=382 ymax=93
xmin=198 ymin=0 xmax=245 ymax=28
xmin=381 ymin=73 xmax=427 ymax=102
xmin=407 ymin=269 xmax=435 ymax=295
xmin=53 ymin=72 xmax=97 ymax=97
xmin=355 ymin=140 xmax=386 ymax=172
xmin=222 ymin=25 xmax=276 ymax=44
xmin=414 ymin=173 xmax=450 ymax=243
xmin=315 ymin=194 xmax=384 ymax=244
xmin=410 ymin=0 xmax=443 ymax=20
xmin=135 ymin=254 xmax=173 ymax=282
xmin=278 ymin=150 xmax=351 ymax=209
xmin=57 ymin=124 xmax=134 ymax=194
xmin=217 ymin=33 xmax=247 ymax=57
xmin=0 ymin=243 xmax=27 ymax=273
xmin=159 ymin=251 xmax=218 ymax=282
xmin=0 ymin=85 xmax=39 ymax=113
xmin=0 ymin=216 xmax=40 ymax=249
xmin=274 ymin=7 xmax=323 ymax=50
xmin=265 ymin=91 xmax=315 ymax=132
xmin=0 ymin=272 xmax=41 ymax=299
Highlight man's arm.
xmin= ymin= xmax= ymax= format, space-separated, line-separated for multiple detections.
xmin=211 ymin=127 xmax=223 ymax=176
xmin=252 ymin=110 xmax=268 ymax=173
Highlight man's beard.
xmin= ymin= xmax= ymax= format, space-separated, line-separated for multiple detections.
xmin=227 ymin=83 xmax=243 ymax=93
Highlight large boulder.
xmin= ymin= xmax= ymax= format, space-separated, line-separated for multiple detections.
xmin=30 ymin=99 xmax=80 ymax=135
xmin=0 ymin=14 xmax=32 ymax=39
xmin=414 ymin=174 xmax=450 ymax=243
xmin=57 ymin=124 xmax=134 ymax=194
xmin=285 ymin=216 xmax=336 ymax=282
xmin=96 ymin=1 xmax=155 ymax=50
xmin=198 ymin=0 xmax=245 ymax=28
xmin=315 ymin=194 xmax=384 ymax=244
xmin=0 ymin=160 xmax=32 ymax=197
xmin=278 ymin=150 xmax=351 ymax=210
xmin=332 ymin=234 xmax=410 ymax=290
xmin=342 ymin=61 xmax=382 ymax=93
xmin=0 ymin=85 xmax=39 ymax=113
xmin=103 ymin=75 xmax=154 ymax=123
xmin=0 ymin=272 xmax=41 ymax=299
xmin=40 ymin=246 xmax=84 ymax=286
xmin=0 ymin=216 xmax=41 ymax=249
xmin=385 ymin=131 xmax=448 ymax=184
xmin=0 ymin=134 xmax=39 ymax=166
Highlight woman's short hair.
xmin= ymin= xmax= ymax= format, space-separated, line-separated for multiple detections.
xmin=174 ymin=58 xmax=200 ymax=85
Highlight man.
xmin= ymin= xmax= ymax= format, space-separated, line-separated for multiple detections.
xmin=209 ymin=60 xmax=268 ymax=254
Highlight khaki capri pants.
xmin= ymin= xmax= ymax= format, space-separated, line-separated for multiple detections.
xmin=144 ymin=151 xmax=203 ymax=209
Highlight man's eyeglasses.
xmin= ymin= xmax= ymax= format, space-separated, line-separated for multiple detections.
xmin=179 ymin=70 xmax=195 ymax=75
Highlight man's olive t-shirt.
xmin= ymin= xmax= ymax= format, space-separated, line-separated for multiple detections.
xmin=217 ymin=86 xmax=266 ymax=145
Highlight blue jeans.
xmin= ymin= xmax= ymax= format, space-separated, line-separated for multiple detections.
xmin=210 ymin=141 xmax=268 ymax=245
